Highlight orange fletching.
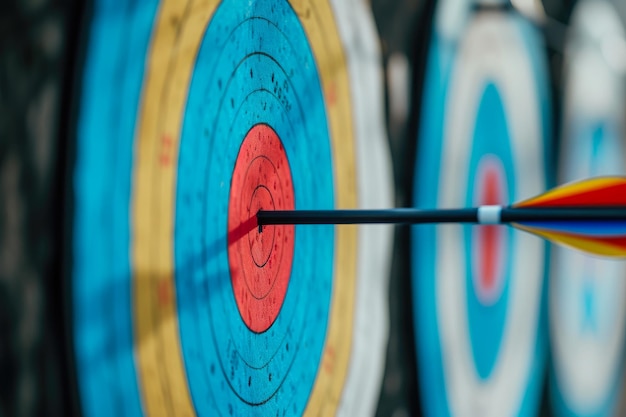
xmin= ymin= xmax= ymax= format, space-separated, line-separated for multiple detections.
xmin=514 ymin=176 xmax=626 ymax=208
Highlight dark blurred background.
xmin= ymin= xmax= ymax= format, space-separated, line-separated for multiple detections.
xmin=0 ymin=1 xmax=80 ymax=415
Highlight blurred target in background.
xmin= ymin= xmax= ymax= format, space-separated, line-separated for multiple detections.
xmin=549 ymin=1 xmax=626 ymax=416
xmin=409 ymin=0 xmax=552 ymax=415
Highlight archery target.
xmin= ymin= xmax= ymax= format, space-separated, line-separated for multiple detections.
xmin=412 ymin=1 xmax=551 ymax=416
xmin=550 ymin=2 xmax=626 ymax=416
xmin=71 ymin=0 xmax=393 ymax=416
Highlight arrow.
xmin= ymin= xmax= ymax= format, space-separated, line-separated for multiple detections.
xmin=257 ymin=207 xmax=626 ymax=225
xmin=257 ymin=176 xmax=626 ymax=258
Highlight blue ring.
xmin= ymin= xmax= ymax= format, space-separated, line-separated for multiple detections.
xmin=175 ymin=0 xmax=335 ymax=415
xmin=72 ymin=1 xmax=158 ymax=416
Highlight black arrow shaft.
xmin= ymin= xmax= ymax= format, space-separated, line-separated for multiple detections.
xmin=257 ymin=207 xmax=626 ymax=226
xmin=258 ymin=208 xmax=479 ymax=225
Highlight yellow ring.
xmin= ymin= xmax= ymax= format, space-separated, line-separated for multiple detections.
xmin=132 ymin=1 xmax=356 ymax=415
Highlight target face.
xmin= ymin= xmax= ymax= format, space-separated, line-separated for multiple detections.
xmin=550 ymin=2 xmax=626 ymax=415
xmin=71 ymin=0 xmax=393 ymax=416
xmin=412 ymin=2 xmax=551 ymax=415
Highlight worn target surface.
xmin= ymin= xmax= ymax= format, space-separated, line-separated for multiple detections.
xmin=412 ymin=0 xmax=551 ymax=415
xmin=550 ymin=2 xmax=626 ymax=416
xmin=71 ymin=0 xmax=393 ymax=416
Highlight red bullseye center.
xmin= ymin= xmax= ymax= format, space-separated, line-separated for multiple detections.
xmin=227 ymin=124 xmax=295 ymax=333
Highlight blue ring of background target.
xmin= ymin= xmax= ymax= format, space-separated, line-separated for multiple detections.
xmin=174 ymin=0 xmax=335 ymax=415
xmin=463 ymin=82 xmax=516 ymax=380
xmin=73 ymin=1 xmax=158 ymax=416
xmin=412 ymin=11 xmax=550 ymax=417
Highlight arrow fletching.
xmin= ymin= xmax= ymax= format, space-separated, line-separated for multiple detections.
xmin=511 ymin=176 xmax=626 ymax=258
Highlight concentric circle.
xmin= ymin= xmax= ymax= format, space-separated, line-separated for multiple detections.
xmin=71 ymin=0 xmax=393 ymax=416
xmin=164 ymin=1 xmax=337 ymax=414
xmin=412 ymin=4 xmax=550 ymax=416
xmin=227 ymin=123 xmax=295 ymax=333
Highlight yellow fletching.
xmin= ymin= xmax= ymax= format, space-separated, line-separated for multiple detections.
xmin=514 ymin=223 xmax=626 ymax=259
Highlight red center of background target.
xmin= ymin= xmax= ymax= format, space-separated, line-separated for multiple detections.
xmin=227 ymin=124 xmax=295 ymax=333
xmin=474 ymin=156 xmax=507 ymax=303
